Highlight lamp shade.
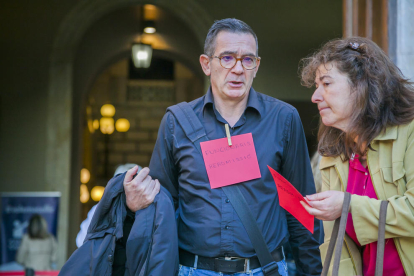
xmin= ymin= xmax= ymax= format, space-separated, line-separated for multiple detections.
xmin=80 ymin=184 xmax=90 ymax=203
xmin=116 ymin=118 xmax=130 ymax=132
xmin=80 ymin=168 xmax=90 ymax=184
xmin=91 ymin=186 xmax=105 ymax=201
xmin=132 ymin=43 xmax=153 ymax=68
xmin=143 ymin=20 xmax=156 ymax=34
xmin=93 ymin=119 xmax=99 ymax=130
xmin=100 ymin=104 xmax=116 ymax=117
xmin=87 ymin=119 xmax=95 ymax=133
xmin=100 ymin=117 xmax=114 ymax=134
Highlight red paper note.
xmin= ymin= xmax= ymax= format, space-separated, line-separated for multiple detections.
xmin=200 ymin=133 xmax=261 ymax=189
xmin=267 ymin=166 xmax=314 ymax=233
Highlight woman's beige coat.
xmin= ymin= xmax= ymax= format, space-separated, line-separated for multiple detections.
xmin=319 ymin=120 xmax=414 ymax=276
xmin=16 ymin=234 xmax=57 ymax=271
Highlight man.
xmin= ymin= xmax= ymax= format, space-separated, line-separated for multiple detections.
xmin=124 ymin=18 xmax=322 ymax=275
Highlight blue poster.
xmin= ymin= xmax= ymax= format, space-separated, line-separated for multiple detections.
xmin=0 ymin=192 xmax=60 ymax=265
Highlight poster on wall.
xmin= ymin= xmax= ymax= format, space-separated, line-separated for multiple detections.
xmin=0 ymin=192 xmax=60 ymax=266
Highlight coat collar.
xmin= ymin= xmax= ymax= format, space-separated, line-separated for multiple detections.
xmin=373 ymin=125 xmax=398 ymax=141
xmin=319 ymin=125 xmax=398 ymax=170
xmin=319 ymin=155 xmax=345 ymax=170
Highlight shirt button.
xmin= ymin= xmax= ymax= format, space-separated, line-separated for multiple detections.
xmin=225 ymin=199 xmax=230 ymax=203
xmin=365 ymin=172 xmax=368 ymax=175
xmin=108 ymin=254 xmax=113 ymax=263
xmin=225 ymin=225 xmax=229 ymax=230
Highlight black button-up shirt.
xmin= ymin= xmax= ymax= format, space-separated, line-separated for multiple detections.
xmin=149 ymin=88 xmax=322 ymax=274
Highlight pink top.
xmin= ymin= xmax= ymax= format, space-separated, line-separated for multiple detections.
xmin=345 ymin=155 xmax=405 ymax=276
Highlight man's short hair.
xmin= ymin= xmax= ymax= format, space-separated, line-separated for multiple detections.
xmin=204 ymin=18 xmax=258 ymax=57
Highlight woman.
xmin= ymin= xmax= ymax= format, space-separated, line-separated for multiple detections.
xmin=16 ymin=214 xmax=57 ymax=271
xmin=300 ymin=37 xmax=414 ymax=275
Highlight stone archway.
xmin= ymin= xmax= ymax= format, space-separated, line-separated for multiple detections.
xmin=46 ymin=0 xmax=212 ymax=265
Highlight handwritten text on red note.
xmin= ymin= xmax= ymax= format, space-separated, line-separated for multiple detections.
xmin=268 ymin=166 xmax=314 ymax=233
xmin=200 ymin=133 xmax=261 ymax=189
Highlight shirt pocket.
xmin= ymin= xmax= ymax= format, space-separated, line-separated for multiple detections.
xmin=381 ymin=162 xmax=406 ymax=195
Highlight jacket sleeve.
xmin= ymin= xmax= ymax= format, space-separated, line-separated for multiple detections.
xmin=149 ymin=113 xmax=179 ymax=205
xmin=146 ymin=190 xmax=179 ymax=275
xmin=351 ymin=120 xmax=414 ymax=245
xmin=319 ymin=167 xmax=362 ymax=275
xmin=60 ymin=175 xmax=125 ymax=276
xmin=281 ymin=109 xmax=323 ymax=276
xmin=126 ymin=189 xmax=178 ymax=276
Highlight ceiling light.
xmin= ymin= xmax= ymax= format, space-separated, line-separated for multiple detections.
xmin=100 ymin=104 xmax=115 ymax=117
xmin=143 ymin=20 xmax=156 ymax=34
xmin=131 ymin=43 xmax=152 ymax=68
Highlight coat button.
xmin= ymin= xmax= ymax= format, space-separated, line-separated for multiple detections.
xmin=225 ymin=225 xmax=229 ymax=230
xmin=225 ymin=199 xmax=230 ymax=203
xmin=108 ymin=254 xmax=113 ymax=262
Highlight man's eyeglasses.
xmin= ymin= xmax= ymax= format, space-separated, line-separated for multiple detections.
xmin=211 ymin=55 xmax=260 ymax=70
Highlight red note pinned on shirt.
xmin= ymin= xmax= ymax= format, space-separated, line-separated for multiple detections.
xmin=267 ymin=166 xmax=314 ymax=233
xmin=200 ymin=133 xmax=261 ymax=189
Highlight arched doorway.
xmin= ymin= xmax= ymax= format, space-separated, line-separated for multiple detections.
xmin=46 ymin=0 xmax=212 ymax=265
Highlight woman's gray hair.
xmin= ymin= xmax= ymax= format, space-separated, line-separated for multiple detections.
xmin=204 ymin=18 xmax=258 ymax=57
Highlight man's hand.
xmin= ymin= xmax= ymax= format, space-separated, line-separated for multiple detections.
xmin=300 ymin=191 xmax=349 ymax=221
xmin=123 ymin=166 xmax=160 ymax=212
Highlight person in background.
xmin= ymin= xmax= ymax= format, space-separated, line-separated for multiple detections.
xmin=16 ymin=214 xmax=57 ymax=271
xmin=300 ymin=37 xmax=414 ymax=275
xmin=76 ymin=163 xmax=140 ymax=248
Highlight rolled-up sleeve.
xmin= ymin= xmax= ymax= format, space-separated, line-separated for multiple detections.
xmin=281 ymin=109 xmax=323 ymax=275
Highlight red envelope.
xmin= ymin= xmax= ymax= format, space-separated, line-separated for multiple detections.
xmin=200 ymin=133 xmax=261 ymax=189
xmin=267 ymin=166 xmax=314 ymax=233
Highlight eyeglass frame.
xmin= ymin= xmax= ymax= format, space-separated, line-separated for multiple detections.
xmin=210 ymin=55 xmax=261 ymax=70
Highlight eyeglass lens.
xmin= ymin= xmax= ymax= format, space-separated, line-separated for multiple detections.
xmin=220 ymin=55 xmax=256 ymax=69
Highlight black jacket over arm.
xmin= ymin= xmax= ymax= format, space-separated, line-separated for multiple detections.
xmin=59 ymin=172 xmax=178 ymax=276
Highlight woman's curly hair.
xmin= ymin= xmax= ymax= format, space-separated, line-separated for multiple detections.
xmin=300 ymin=37 xmax=414 ymax=159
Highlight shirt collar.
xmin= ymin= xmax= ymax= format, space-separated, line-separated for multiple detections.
xmin=203 ymin=86 xmax=215 ymax=107
xmin=349 ymin=154 xmax=368 ymax=173
xmin=202 ymin=86 xmax=263 ymax=118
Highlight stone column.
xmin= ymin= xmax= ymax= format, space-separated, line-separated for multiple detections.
xmin=389 ymin=0 xmax=414 ymax=80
